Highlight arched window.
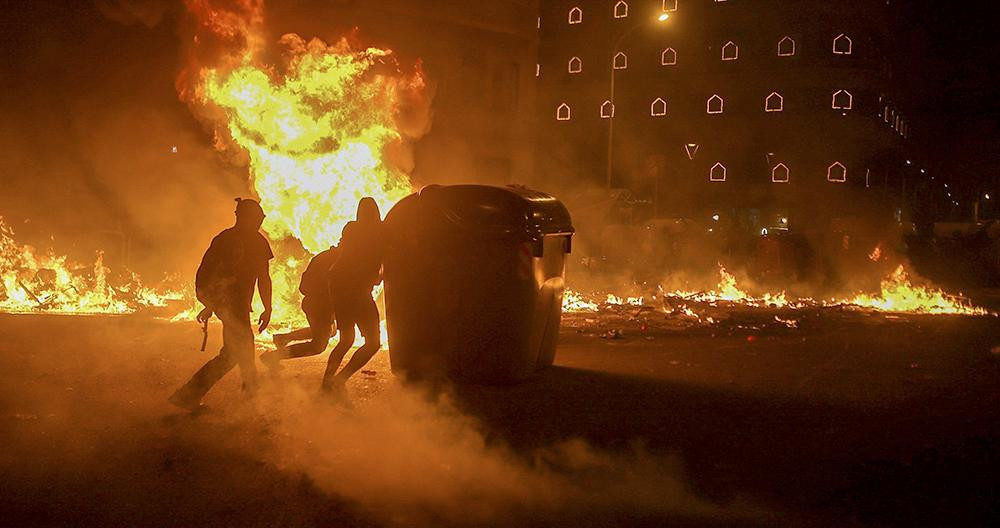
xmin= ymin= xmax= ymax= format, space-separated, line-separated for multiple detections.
xmin=772 ymin=163 xmax=790 ymax=183
xmin=651 ymin=97 xmax=668 ymax=117
xmin=722 ymin=41 xmax=739 ymax=61
xmin=663 ymin=0 xmax=678 ymax=11
xmin=778 ymin=36 xmax=796 ymax=57
xmin=833 ymin=34 xmax=853 ymax=55
xmin=568 ymin=56 xmax=582 ymax=74
xmin=765 ymin=92 xmax=784 ymax=112
xmin=568 ymin=7 xmax=583 ymax=24
xmin=828 ymin=162 xmax=847 ymax=183
xmin=614 ymin=1 xmax=628 ymax=18
xmin=556 ymin=103 xmax=572 ymax=121
xmin=832 ymin=89 xmax=853 ymax=110
xmin=661 ymin=47 xmax=677 ymax=66
xmin=710 ymin=162 xmax=727 ymax=182
xmin=600 ymin=100 xmax=615 ymax=119
xmin=613 ymin=52 xmax=628 ymax=70
xmin=707 ymin=94 xmax=724 ymax=114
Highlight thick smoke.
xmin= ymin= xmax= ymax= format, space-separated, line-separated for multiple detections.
xmin=0 ymin=314 xmax=753 ymax=525
xmin=251 ymin=378 xmax=732 ymax=526
xmin=94 ymin=0 xmax=174 ymax=28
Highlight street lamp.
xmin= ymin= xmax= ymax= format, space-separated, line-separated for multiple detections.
xmin=605 ymin=12 xmax=672 ymax=191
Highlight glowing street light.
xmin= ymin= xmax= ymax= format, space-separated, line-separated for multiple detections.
xmin=658 ymin=13 xmax=670 ymax=22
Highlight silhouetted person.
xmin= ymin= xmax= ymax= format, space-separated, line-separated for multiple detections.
xmin=322 ymin=197 xmax=384 ymax=395
xmin=169 ymin=198 xmax=273 ymax=411
xmin=260 ymin=244 xmax=340 ymax=369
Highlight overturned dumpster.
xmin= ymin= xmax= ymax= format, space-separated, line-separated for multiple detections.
xmin=383 ymin=185 xmax=574 ymax=383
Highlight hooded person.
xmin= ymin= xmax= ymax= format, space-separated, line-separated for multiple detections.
xmin=169 ymin=198 xmax=274 ymax=411
xmin=322 ymin=197 xmax=385 ymax=395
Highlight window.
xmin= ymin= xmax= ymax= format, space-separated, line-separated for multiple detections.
xmin=614 ymin=1 xmax=628 ymax=18
xmin=568 ymin=56 xmax=582 ymax=73
xmin=613 ymin=52 xmax=628 ymax=70
xmin=556 ymin=103 xmax=571 ymax=121
xmin=568 ymin=7 xmax=583 ymax=24
xmin=661 ymin=47 xmax=677 ymax=66
xmin=832 ymin=89 xmax=853 ymax=110
xmin=828 ymin=162 xmax=847 ymax=183
xmin=765 ymin=92 xmax=784 ymax=112
xmin=710 ymin=162 xmax=727 ymax=182
xmin=722 ymin=41 xmax=739 ymax=61
xmin=601 ymin=100 xmax=615 ymax=119
xmin=535 ymin=63 xmax=540 ymax=77
xmin=778 ymin=36 xmax=796 ymax=57
xmin=833 ymin=34 xmax=853 ymax=55
xmin=772 ymin=163 xmax=790 ymax=183
xmin=707 ymin=94 xmax=724 ymax=114
xmin=685 ymin=143 xmax=699 ymax=160
xmin=651 ymin=97 xmax=668 ymax=117
xmin=663 ymin=0 xmax=678 ymax=11
xmin=884 ymin=105 xmax=891 ymax=123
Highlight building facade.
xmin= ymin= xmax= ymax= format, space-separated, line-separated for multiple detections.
xmin=536 ymin=0 xmax=914 ymax=233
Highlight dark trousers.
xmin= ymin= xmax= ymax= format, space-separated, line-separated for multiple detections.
xmin=178 ymin=308 xmax=257 ymax=400
xmin=285 ymin=295 xmax=335 ymax=359
xmin=323 ymin=294 xmax=380 ymax=388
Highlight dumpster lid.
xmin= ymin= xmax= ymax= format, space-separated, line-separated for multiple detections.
xmin=405 ymin=184 xmax=574 ymax=238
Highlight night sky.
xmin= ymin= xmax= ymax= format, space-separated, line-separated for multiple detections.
xmin=897 ymin=0 xmax=1000 ymax=195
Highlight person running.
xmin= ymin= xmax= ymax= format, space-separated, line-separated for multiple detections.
xmin=169 ymin=198 xmax=273 ymax=411
xmin=260 ymin=244 xmax=340 ymax=369
xmin=322 ymin=197 xmax=384 ymax=395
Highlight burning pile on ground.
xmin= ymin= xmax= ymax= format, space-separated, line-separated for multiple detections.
xmin=564 ymin=264 xmax=990 ymax=324
xmin=0 ymin=218 xmax=182 ymax=315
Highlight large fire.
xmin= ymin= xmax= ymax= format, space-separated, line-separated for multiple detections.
xmin=181 ymin=0 xmax=425 ymax=325
xmin=0 ymin=218 xmax=181 ymax=315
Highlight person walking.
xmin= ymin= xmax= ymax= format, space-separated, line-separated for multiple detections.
xmin=169 ymin=198 xmax=273 ymax=411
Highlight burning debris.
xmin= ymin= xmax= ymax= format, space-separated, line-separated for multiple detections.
xmin=0 ymin=218 xmax=182 ymax=315
xmin=563 ymin=264 xmax=991 ymax=328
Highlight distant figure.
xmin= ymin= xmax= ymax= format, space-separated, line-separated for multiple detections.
xmin=322 ymin=197 xmax=384 ymax=395
xmin=260 ymin=245 xmax=340 ymax=369
xmin=169 ymin=198 xmax=273 ymax=411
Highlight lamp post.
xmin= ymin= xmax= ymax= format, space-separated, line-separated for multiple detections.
xmin=605 ymin=12 xmax=671 ymax=191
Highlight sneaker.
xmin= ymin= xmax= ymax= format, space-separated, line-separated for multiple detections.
xmin=168 ymin=389 xmax=204 ymax=412
xmin=320 ymin=381 xmax=354 ymax=409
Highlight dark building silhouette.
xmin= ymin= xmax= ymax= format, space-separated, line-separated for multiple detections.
xmin=536 ymin=0 xmax=915 ymax=233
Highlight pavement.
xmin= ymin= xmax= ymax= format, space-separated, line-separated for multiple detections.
xmin=1 ymin=310 xmax=999 ymax=527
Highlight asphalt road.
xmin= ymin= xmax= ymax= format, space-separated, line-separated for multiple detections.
xmin=1 ymin=311 xmax=998 ymax=527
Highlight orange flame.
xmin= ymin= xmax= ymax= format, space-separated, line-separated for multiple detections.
xmin=180 ymin=1 xmax=426 ymax=326
xmin=0 ymin=218 xmax=182 ymax=314
xmin=564 ymin=264 xmax=989 ymax=316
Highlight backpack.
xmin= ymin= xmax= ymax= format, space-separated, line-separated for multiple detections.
xmin=300 ymin=247 xmax=339 ymax=297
